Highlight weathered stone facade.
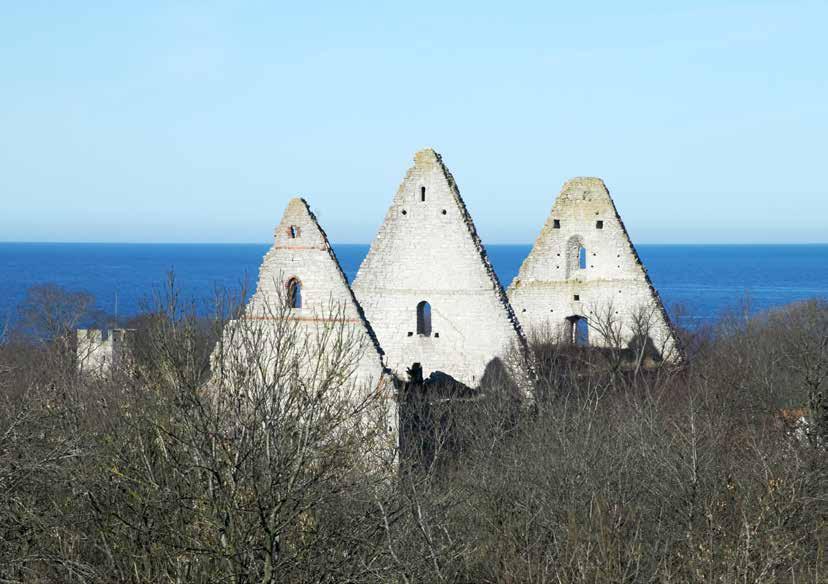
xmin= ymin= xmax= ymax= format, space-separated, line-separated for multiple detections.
xmin=219 ymin=197 xmax=390 ymax=394
xmin=352 ymin=149 xmax=531 ymax=389
xmin=77 ymin=157 xmax=679 ymax=389
xmin=210 ymin=198 xmax=399 ymax=465
xmin=76 ymin=154 xmax=681 ymax=461
xmin=508 ymin=177 xmax=679 ymax=361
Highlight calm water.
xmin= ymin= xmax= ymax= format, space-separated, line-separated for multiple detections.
xmin=1 ymin=243 xmax=827 ymax=330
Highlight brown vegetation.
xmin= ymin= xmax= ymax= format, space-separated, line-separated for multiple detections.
xmin=0 ymin=282 xmax=825 ymax=583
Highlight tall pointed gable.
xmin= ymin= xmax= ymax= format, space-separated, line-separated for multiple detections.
xmin=248 ymin=197 xmax=383 ymax=355
xmin=508 ymin=178 xmax=680 ymax=362
xmin=212 ymin=198 xmax=397 ymax=460
xmin=241 ymin=197 xmax=386 ymax=377
xmin=353 ymin=149 xmax=530 ymax=388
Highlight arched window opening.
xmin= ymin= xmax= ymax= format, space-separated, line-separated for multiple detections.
xmin=567 ymin=316 xmax=589 ymax=346
xmin=416 ymin=301 xmax=432 ymax=336
xmin=420 ymin=186 xmax=426 ymax=202
xmin=286 ymin=278 xmax=302 ymax=309
xmin=288 ymin=225 xmax=300 ymax=238
xmin=566 ymin=235 xmax=586 ymax=278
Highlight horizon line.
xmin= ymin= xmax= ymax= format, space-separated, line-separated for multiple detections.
xmin=2 ymin=240 xmax=828 ymax=247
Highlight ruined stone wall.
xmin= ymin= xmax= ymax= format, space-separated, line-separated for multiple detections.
xmin=508 ymin=178 xmax=679 ymax=361
xmin=353 ymin=149 xmax=530 ymax=388
xmin=241 ymin=198 xmax=387 ymax=389
xmin=77 ymin=328 xmax=134 ymax=376
xmin=213 ymin=198 xmax=397 ymax=444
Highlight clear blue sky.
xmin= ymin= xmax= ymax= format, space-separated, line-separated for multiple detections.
xmin=1 ymin=2 xmax=826 ymax=244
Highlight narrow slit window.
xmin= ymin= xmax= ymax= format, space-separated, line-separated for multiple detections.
xmin=286 ymin=278 xmax=302 ymax=308
xmin=579 ymin=246 xmax=587 ymax=270
xmin=416 ymin=301 xmax=432 ymax=336
xmin=288 ymin=225 xmax=300 ymax=238
xmin=420 ymin=186 xmax=426 ymax=202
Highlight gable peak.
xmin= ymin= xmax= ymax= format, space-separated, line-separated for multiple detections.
xmin=413 ymin=147 xmax=442 ymax=168
xmin=285 ymin=196 xmax=311 ymax=214
xmin=273 ymin=196 xmax=328 ymax=246
xmin=558 ymin=177 xmax=612 ymax=203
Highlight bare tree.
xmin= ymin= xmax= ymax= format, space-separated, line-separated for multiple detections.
xmin=1 ymin=285 xmax=825 ymax=583
xmin=16 ymin=283 xmax=96 ymax=342
xmin=81 ymin=280 xmax=396 ymax=583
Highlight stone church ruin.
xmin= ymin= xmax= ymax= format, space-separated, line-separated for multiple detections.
xmin=212 ymin=148 xmax=678 ymax=440
xmin=81 ymin=149 xmax=679 ymax=453
xmin=507 ymin=177 xmax=679 ymax=363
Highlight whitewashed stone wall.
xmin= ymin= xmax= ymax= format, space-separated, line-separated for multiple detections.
xmin=353 ymin=149 xmax=531 ymax=388
xmin=214 ymin=198 xmax=396 ymax=433
xmin=508 ymin=178 xmax=680 ymax=361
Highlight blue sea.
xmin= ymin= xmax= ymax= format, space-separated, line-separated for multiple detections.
xmin=1 ymin=243 xmax=827 ymax=330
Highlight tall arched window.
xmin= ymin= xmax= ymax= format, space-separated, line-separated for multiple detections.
xmin=566 ymin=235 xmax=586 ymax=278
xmin=416 ymin=301 xmax=432 ymax=336
xmin=286 ymin=278 xmax=302 ymax=308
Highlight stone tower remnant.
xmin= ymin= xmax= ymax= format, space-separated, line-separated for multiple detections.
xmin=77 ymin=328 xmax=135 ymax=376
xmin=508 ymin=177 xmax=679 ymax=362
xmin=353 ymin=149 xmax=531 ymax=388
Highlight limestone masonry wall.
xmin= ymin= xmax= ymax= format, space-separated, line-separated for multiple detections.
xmin=211 ymin=153 xmax=679 ymax=404
xmin=151 ymin=153 xmax=681 ymax=459
xmin=507 ymin=177 xmax=679 ymax=361
xmin=212 ymin=197 xmax=397 ymax=456
xmin=231 ymin=197 xmax=388 ymax=392
xmin=352 ymin=149 xmax=531 ymax=388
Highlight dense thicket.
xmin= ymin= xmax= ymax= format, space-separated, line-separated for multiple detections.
xmin=0 ymin=284 xmax=825 ymax=583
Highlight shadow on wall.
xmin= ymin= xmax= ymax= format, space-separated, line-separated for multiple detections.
xmin=397 ymin=359 xmax=526 ymax=470
xmin=479 ymin=356 xmax=521 ymax=399
xmin=625 ymin=333 xmax=664 ymax=365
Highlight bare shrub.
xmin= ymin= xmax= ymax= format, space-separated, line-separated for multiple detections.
xmin=0 ymin=286 xmax=825 ymax=583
